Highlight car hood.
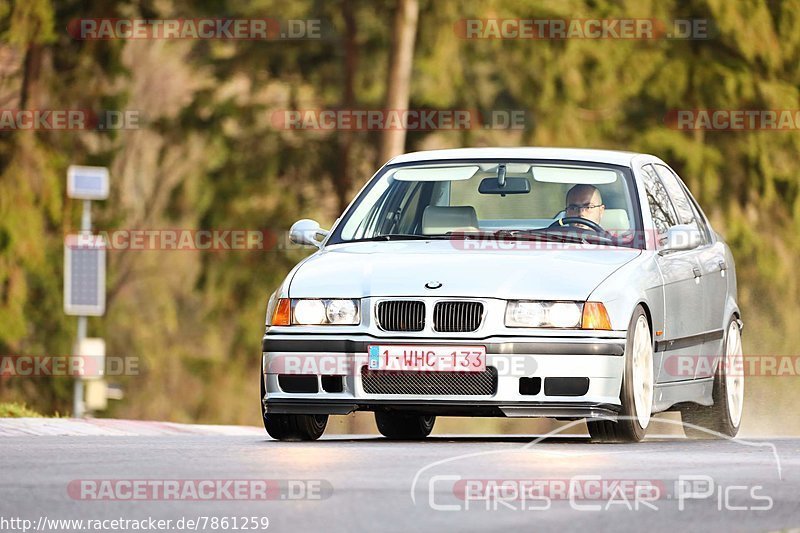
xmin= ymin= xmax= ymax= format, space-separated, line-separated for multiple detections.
xmin=288 ymin=240 xmax=641 ymax=300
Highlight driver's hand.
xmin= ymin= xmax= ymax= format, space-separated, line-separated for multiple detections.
xmin=560 ymin=218 xmax=598 ymax=231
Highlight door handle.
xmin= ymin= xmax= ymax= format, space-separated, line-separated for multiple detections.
xmin=718 ymin=260 xmax=727 ymax=271
xmin=693 ymin=267 xmax=702 ymax=278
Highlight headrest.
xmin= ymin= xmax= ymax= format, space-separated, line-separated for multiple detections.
xmin=422 ymin=206 xmax=479 ymax=234
xmin=600 ymin=208 xmax=630 ymax=231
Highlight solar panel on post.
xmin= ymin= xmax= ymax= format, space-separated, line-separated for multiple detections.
xmin=64 ymin=234 xmax=106 ymax=316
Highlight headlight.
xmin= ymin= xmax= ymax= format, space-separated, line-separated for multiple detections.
xmin=294 ymin=300 xmax=327 ymax=324
xmin=505 ymin=301 xmax=584 ymax=328
xmin=291 ymin=299 xmax=360 ymax=325
xmin=548 ymin=302 xmax=584 ymax=328
xmin=325 ymin=299 xmax=359 ymax=324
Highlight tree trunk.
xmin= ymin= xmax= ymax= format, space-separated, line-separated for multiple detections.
xmin=20 ymin=43 xmax=43 ymax=109
xmin=378 ymin=0 xmax=419 ymax=165
xmin=334 ymin=0 xmax=358 ymax=212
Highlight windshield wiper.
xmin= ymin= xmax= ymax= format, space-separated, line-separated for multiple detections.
xmin=496 ymin=229 xmax=615 ymax=245
xmin=354 ymin=233 xmax=451 ymax=242
xmin=495 ymin=229 xmax=585 ymax=244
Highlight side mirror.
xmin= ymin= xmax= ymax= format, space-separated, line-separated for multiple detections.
xmin=289 ymin=219 xmax=328 ymax=248
xmin=661 ymin=224 xmax=702 ymax=253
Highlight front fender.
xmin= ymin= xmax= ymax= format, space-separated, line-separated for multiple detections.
xmin=723 ymin=244 xmax=741 ymax=325
xmin=586 ymin=251 xmax=665 ymax=335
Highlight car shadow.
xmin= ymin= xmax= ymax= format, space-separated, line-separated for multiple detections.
xmin=258 ymin=434 xmax=687 ymax=444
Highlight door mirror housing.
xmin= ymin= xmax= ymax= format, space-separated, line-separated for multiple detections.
xmin=661 ymin=224 xmax=702 ymax=253
xmin=289 ymin=219 xmax=328 ymax=248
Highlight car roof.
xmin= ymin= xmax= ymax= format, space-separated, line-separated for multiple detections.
xmin=387 ymin=147 xmax=644 ymax=167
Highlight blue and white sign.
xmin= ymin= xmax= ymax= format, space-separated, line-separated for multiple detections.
xmin=67 ymin=165 xmax=109 ymax=200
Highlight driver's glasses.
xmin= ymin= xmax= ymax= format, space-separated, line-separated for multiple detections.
xmin=566 ymin=203 xmax=604 ymax=213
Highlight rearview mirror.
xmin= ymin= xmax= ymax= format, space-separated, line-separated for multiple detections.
xmin=478 ymin=177 xmax=530 ymax=195
xmin=289 ymin=219 xmax=328 ymax=248
xmin=661 ymin=224 xmax=702 ymax=253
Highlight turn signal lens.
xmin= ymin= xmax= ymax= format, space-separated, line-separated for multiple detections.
xmin=582 ymin=302 xmax=612 ymax=330
xmin=271 ymin=298 xmax=291 ymax=326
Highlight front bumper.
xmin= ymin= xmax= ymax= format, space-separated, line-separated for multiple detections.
xmin=261 ymin=333 xmax=626 ymax=420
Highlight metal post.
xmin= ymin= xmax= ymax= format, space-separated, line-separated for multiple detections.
xmin=73 ymin=316 xmax=87 ymax=417
xmin=73 ymin=200 xmax=92 ymax=418
xmin=81 ymin=200 xmax=91 ymax=231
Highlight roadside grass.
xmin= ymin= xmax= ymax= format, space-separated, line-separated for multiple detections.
xmin=0 ymin=402 xmax=44 ymax=418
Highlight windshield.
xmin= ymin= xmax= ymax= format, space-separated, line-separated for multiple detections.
xmin=329 ymin=160 xmax=641 ymax=248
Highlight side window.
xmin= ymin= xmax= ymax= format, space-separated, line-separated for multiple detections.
xmin=653 ymin=165 xmax=697 ymax=227
xmin=394 ymin=182 xmax=426 ymax=233
xmin=341 ymin=177 xmax=392 ymax=240
xmin=686 ymin=192 xmax=713 ymax=243
xmin=640 ymin=164 xmax=678 ymax=240
xmin=370 ymin=181 xmax=429 ymax=236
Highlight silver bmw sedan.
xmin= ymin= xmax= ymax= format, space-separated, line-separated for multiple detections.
xmin=261 ymin=147 xmax=744 ymax=442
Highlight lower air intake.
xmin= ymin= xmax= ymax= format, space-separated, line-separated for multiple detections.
xmin=361 ymin=367 xmax=498 ymax=395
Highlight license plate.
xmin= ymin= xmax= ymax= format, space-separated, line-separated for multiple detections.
xmin=367 ymin=345 xmax=486 ymax=372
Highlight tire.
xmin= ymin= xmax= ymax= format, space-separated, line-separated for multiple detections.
xmin=260 ymin=363 xmax=328 ymax=441
xmin=680 ymin=318 xmax=743 ymax=439
xmin=263 ymin=413 xmax=328 ymax=441
xmin=587 ymin=305 xmax=654 ymax=443
xmin=375 ymin=411 xmax=435 ymax=439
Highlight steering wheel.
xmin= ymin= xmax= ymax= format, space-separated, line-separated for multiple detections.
xmin=548 ymin=216 xmax=606 ymax=234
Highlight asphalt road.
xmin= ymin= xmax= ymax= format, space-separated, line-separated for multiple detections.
xmin=1 ymin=432 xmax=798 ymax=533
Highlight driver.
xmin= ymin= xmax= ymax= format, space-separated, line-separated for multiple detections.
xmin=564 ymin=184 xmax=605 ymax=227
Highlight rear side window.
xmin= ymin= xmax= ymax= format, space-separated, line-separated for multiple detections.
xmin=653 ymin=165 xmax=697 ymax=227
xmin=640 ymin=165 xmax=678 ymax=239
xmin=686 ymin=190 xmax=714 ymax=243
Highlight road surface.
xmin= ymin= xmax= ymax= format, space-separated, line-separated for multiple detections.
xmin=0 ymin=422 xmax=798 ymax=532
